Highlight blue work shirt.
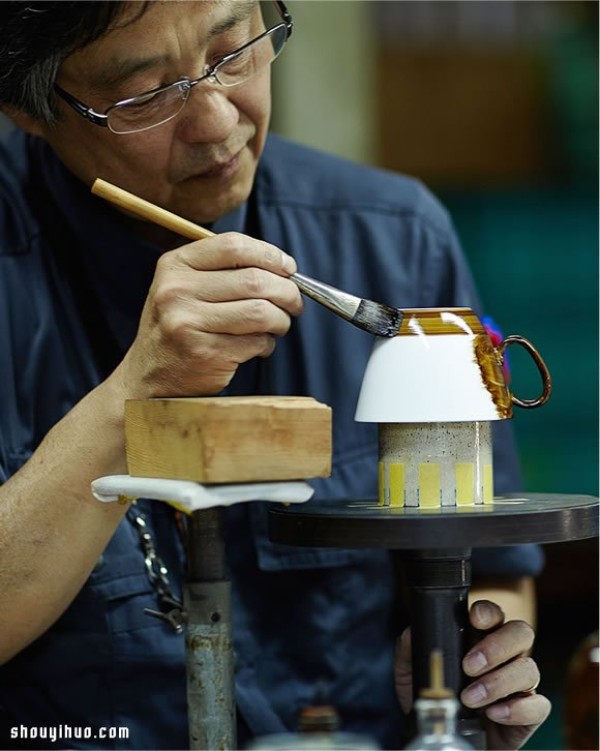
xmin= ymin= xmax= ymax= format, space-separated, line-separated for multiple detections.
xmin=0 ymin=131 xmax=543 ymax=750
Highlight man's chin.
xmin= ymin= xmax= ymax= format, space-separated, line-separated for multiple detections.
xmin=172 ymin=160 xmax=256 ymax=225
xmin=173 ymin=178 xmax=253 ymax=226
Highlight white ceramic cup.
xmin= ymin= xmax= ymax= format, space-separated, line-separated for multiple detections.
xmin=355 ymin=307 xmax=551 ymax=424
xmin=356 ymin=307 xmax=551 ymax=507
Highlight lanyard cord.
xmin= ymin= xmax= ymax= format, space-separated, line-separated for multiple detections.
xmin=127 ymin=502 xmax=186 ymax=633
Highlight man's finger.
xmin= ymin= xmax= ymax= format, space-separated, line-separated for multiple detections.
xmin=469 ymin=599 xmax=505 ymax=631
xmin=461 ymin=656 xmax=540 ymax=708
xmin=184 ymin=300 xmax=295 ymax=337
xmin=485 ymin=692 xmax=552 ymax=727
xmin=176 ymin=233 xmax=297 ymax=275
xmin=394 ymin=629 xmax=413 ymax=714
xmin=463 ymin=620 xmax=535 ymax=677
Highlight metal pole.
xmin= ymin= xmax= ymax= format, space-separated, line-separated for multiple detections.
xmin=185 ymin=508 xmax=236 ymax=750
xmin=404 ymin=547 xmax=486 ymax=749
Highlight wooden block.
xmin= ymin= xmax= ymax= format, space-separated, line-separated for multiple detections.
xmin=125 ymin=396 xmax=332 ymax=483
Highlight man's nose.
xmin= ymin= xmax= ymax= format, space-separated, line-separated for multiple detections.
xmin=176 ymin=84 xmax=239 ymax=143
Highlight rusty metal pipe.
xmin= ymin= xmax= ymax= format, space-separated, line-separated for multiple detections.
xmin=185 ymin=508 xmax=236 ymax=750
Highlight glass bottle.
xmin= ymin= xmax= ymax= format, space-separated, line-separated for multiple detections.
xmin=404 ymin=650 xmax=475 ymax=751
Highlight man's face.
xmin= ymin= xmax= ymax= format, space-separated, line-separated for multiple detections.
xmin=41 ymin=1 xmax=272 ymax=225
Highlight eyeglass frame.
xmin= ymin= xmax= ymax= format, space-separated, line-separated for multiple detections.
xmin=53 ymin=0 xmax=293 ymax=133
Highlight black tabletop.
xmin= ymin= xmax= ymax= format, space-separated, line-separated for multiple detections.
xmin=268 ymin=493 xmax=599 ymax=550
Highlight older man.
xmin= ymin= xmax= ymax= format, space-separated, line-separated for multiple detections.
xmin=0 ymin=2 xmax=549 ymax=749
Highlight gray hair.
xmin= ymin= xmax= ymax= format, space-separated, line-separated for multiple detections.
xmin=0 ymin=2 xmax=149 ymax=123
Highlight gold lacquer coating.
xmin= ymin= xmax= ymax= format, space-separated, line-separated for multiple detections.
xmin=474 ymin=333 xmax=552 ymax=415
xmin=473 ymin=334 xmax=513 ymax=418
xmin=397 ymin=308 xmax=485 ymax=336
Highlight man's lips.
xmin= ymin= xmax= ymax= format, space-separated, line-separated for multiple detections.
xmin=192 ymin=150 xmax=242 ymax=180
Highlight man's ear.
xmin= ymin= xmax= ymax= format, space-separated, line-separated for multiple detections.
xmin=1 ymin=105 xmax=46 ymax=137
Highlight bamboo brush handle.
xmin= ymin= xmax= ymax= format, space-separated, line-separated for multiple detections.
xmin=92 ymin=178 xmax=216 ymax=241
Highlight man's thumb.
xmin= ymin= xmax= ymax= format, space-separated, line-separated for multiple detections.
xmin=394 ymin=627 xmax=414 ymax=714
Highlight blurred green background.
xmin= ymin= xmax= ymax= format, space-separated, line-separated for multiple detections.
xmin=271 ymin=3 xmax=598 ymax=749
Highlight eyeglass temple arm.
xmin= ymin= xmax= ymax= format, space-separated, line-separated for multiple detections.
xmin=274 ymin=0 xmax=294 ymax=36
xmin=54 ymin=85 xmax=109 ymax=128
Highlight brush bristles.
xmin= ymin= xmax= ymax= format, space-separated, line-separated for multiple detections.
xmin=353 ymin=300 xmax=403 ymax=337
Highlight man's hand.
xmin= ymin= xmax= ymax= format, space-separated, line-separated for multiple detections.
xmin=116 ymin=232 xmax=302 ymax=397
xmin=395 ymin=600 xmax=551 ymax=750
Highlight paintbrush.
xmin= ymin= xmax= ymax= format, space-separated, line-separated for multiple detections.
xmin=91 ymin=178 xmax=403 ymax=337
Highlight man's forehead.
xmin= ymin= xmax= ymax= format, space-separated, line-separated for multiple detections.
xmin=114 ymin=0 xmax=257 ymax=30
xmin=204 ymin=0 xmax=259 ymax=38
xmin=62 ymin=0 xmax=260 ymax=89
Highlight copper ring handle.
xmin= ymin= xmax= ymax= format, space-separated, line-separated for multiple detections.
xmin=497 ymin=335 xmax=552 ymax=409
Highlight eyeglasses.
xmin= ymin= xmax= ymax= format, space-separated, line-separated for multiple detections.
xmin=54 ymin=0 xmax=293 ymax=135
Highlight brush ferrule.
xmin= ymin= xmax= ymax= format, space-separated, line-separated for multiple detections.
xmin=291 ymin=272 xmax=360 ymax=322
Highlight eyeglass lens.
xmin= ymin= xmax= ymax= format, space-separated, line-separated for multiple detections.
xmin=107 ymin=25 xmax=288 ymax=135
